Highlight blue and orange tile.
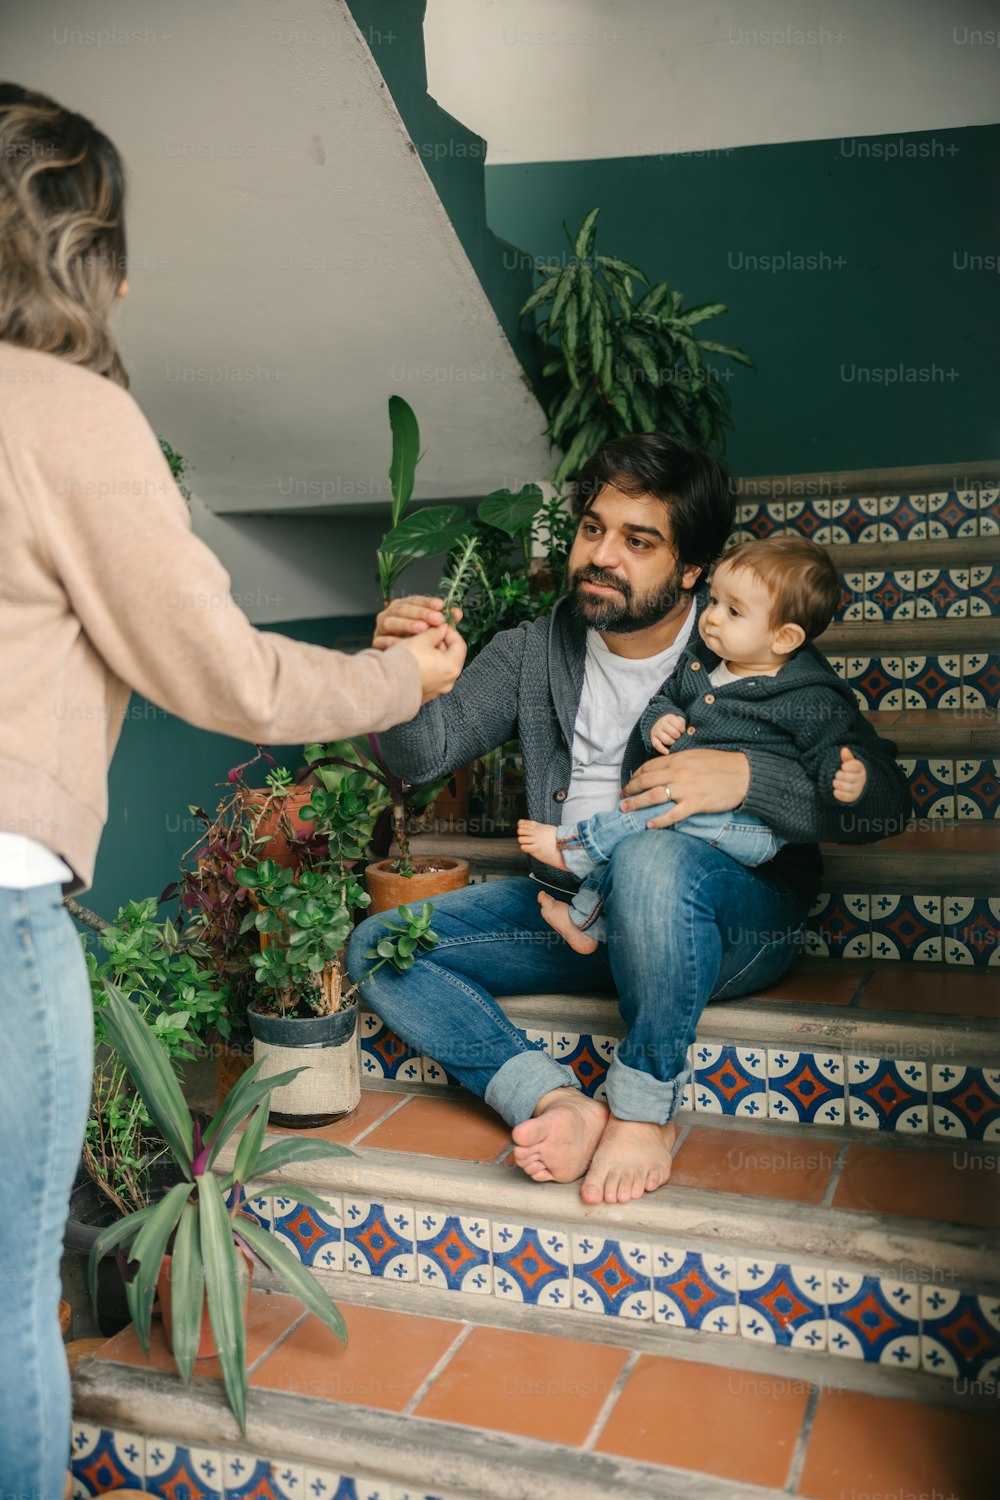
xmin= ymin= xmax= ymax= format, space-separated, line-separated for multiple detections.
xmin=692 ymin=1043 xmax=767 ymax=1117
xmin=491 ymin=1222 xmax=570 ymax=1307
xmin=737 ymin=1259 xmax=826 ymax=1350
xmin=343 ymin=1199 xmax=416 ymax=1281
xmin=921 ymin=1286 xmax=1000 ymax=1380
xmin=652 ymin=1246 xmax=737 ymax=1334
xmin=827 ymin=1273 xmax=920 ymax=1366
xmin=71 ymin=1425 xmax=144 ymax=1496
xmin=869 ymin=893 xmax=943 ymax=961
xmin=767 ymin=1050 xmax=845 ymax=1124
xmin=572 ymin=1235 xmax=653 ymax=1320
xmin=847 ymin=1056 xmax=928 ymax=1132
xmin=930 ymin=1065 xmax=1000 ymax=1140
xmin=416 ymin=1211 xmax=492 ymax=1295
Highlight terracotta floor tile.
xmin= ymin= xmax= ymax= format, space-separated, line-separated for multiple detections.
xmin=860 ymin=968 xmax=1000 ymax=1018
xmin=94 ymin=1289 xmax=303 ymax=1378
xmin=596 ymin=1354 xmax=808 ymax=1487
xmin=746 ymin=963 xmax=863 ymax=1006
xmin=359 ymin=1093 xmax=511 ymax=1161
xmin=250 ymin=1300 xmax=461 ymax=1410
xmin=269 ymin=1087 xmax=406 ymax=1143
xmin=834 ymin=1142 xmax=1000 ymax=1229
xmin=671 ymin=1128 xmax=838 ymax=1204
xmin=799 ymin=1388 xmax=997 ymax=1500
xmin=414 ymin=1325 xmax=628 ymax=1445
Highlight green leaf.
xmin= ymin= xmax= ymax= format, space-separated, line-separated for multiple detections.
xmin=518 ymin=273 xmax=560 ymax=318
xmin=100 ymin=980 xmax=193 ymax=1173
xmin=387 ymin=395 xmax=420 ymax=526
xmin=596 ymin=253 xmax=648 ymax=284
xmin=563 ymin=292 xmax=580 ymax=368
xmin=236 ymin=1217 xmax=348 ymax=1348
xmin=578 ymin=262 xmax=593 ymax=321
xmin=379 ymin=505 xmax=472 ymax=561
xmin=622 ymin=332 xmax=660 ymax=388
xmin=477 ymin=485 xmax=544 ymax=537
xmin=168 ymin=1202 xmax=204 ymax=1384
xmin=232 ymin=1102 xmax=270 ymax=1188
xmin=199 ymin=1172 xmax=249 ymax=1433
xmin=548 ymin=264 xmax=578 ymax=330
xmin=696 ymin=340 xmax=755 ymax=368
xmin=637 ymin=282 xmax=672 ymax=316
xmin=549 ymin=380 xmax=597 ymax=444
xmin=203 ymin=1061 xmax=307 ymax=1169
xmin=682 ymin=302 xmax=727 ymax=327
xmin=88 ymin=1205 xmax=153 ymax=1315
xmin=573 ymin=206 xmax=601 ymax=260
xmin=588 ymin=296 xmax=606 ymax=384
xmin=126 ymin=1180 xmax=193 ymax=1354
xmin=246 ymin=1137 xmax=355 ymax=1183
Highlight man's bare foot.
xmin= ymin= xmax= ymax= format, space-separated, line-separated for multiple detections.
xmin=536 ymin=889 xmax=598 ymax=955
xmin=580 ymin=1116 xmax=679 ymax=1204
xmin=511 ymin=1086 xmax=609 ymax=1182
xmin=516 ymin=819 xmax=568 ymax=871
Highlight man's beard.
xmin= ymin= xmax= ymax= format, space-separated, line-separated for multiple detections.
xmin=568 ymin=561 xmax=689 ymax=634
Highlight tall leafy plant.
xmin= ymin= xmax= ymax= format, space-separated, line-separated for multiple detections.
xmin=376 ymin=396 xmax=472 ymax=602
xmin=91 ymin=981 xmax=351 ymax=1434
xmin=520 ymin=207 xmax=754 ymax=485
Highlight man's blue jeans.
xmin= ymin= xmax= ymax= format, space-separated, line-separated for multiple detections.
xmin=347 ymin=831 xmax=804 ymax=1128
xmin=559 ymin=801 xmax=784 ymax=942
xmin=0 ymin=883 xmax=93 ymax=1498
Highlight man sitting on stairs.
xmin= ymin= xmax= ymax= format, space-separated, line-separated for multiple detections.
xmin=347 ymin=434 xmax=912 ymax=1204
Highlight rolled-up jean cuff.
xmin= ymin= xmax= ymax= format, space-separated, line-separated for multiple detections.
xmin=604 ymin=1050 xmax=691 ymax=1124
xmin=484 ymin=1051 xmax=582 ymax=1126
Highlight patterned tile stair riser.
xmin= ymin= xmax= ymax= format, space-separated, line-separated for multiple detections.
xmin=727 ymin=484 xmax=999 ymax=548
xmin=358 ymin=1013 xmax=1000 ymax=1141
xmin=215 ymin=1185 xmax=1000 ymax=1389
xmin=70 ymin=1425 xmax=435 ymax=1499
xmin=830 ymin=566 xmax=1000 ymax=623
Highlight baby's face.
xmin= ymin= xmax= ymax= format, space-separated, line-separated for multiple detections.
xmin=698 ymin=563 xmax=782 ymax=665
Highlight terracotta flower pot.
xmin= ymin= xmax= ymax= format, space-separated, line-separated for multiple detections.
xmin=432 ymin=764 xmax=471 ymax=825
xmin=364 ymin=856 xmax=469 ymax=916
xmin=156 ymin=1244 xmax=254 ymax=1360
xmin=241 ymin=787 xmax=315 ymax=868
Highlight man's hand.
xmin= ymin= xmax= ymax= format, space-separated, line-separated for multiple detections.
xmin=649 ymin=713 xmax=686 ymax=754
xmin=621 ymin=750 xmax=751 ymax=828
xmin=373 ymin=595 xmax=463 ymax=651
xmin=832 ymin=746 xmax=868 ymax=805
xmin=398 ymin=623 xmax=467 ymax=704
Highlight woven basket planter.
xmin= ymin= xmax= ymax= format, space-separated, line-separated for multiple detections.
xmin=248 ymin=968 xmax=360 ymax=1128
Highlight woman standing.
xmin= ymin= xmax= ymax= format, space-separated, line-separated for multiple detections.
xmin=0 ymin=83 xmax=465 ymax=1495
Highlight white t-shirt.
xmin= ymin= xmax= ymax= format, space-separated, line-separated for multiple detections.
xmin=0 ymin=833 xmax=74 ymax=890
xmin=562 ymin=601 xmax=697 ymax=827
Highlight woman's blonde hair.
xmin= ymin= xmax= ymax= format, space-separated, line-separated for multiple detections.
xmin=0 ymin=83 xmax=128 ymax=386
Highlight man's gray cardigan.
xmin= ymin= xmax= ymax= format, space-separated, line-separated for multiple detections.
xmin=380 ymin=588 xmax=912 ymax=912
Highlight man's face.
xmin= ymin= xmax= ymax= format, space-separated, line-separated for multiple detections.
xmin=567 ymin=484 xmax=702 ymax=633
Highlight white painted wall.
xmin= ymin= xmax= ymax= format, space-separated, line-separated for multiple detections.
xmin=425 ymin=0 xmax=1000 ymax=163
xmin=2 ymin=0 xmax=552 ymax=618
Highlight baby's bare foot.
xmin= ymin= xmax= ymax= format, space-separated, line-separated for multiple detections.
xmin=581 ymin=1117 xmax=678 ymax=1204
xmin=516 ymin=819 xmax=568 ymax=871
xmin=511 ymin=1087 xmax=609 ymax=1182
xmin=537 ymin=890 xmax=598 ymax=955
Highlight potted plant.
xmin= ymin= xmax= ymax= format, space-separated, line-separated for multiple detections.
xmin=230 ymin=747 xmax=318 ymax=870
xmin=520 ymin=206 xmax=753 ymax=484
xmin=64 ymin=897 xmax=228 ymax=1335
xmin=90 ymin=980 xmax=352 ymax=1434
xmin=303 ymin=739 xmax=469 ymax=916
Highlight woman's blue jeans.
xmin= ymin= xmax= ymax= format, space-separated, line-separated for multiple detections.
xmin=559 ymin=801 xmax=784 ymax=941
xmin=347 ymin=831 xmax=804 ymax=1128
xmin=0 ymin=884 xmax=93 ymax=1499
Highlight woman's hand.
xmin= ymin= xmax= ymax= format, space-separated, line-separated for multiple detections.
xmin=373 ymin=595 xmax=463 ymax=650
xmin=621 ymin=750 xmax=751 ymax=828
xmin=397 ymin=623 xmax=467 ymax=704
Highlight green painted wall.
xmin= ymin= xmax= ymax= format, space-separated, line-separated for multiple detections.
xmin=86 ymin=615 xmax=375 ymax=921
xmin=486 ymin=125 xmax=999 ymax=477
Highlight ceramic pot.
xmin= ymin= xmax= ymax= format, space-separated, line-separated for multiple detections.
xmin=364 ymin=856 xmax=469 ymax=916
xmin=248 ymin=982 xmax=360 ymax=1127
xmin=241 ymin=787 xmax=315 ymax=868
xmin=157 ymin=1244 xmax=254 ymax=1360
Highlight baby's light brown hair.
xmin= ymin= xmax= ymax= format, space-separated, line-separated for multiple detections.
xmin=717 ymin=536 xmax=840 ymax=642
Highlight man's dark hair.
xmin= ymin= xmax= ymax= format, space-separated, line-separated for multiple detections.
xmin=570 ymin=433 xmax=736 ymax=585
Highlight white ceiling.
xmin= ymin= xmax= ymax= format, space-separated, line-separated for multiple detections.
xmin=426 ymin=0 xmax=1000 ymax=163
xmin=3 ymin=0 xmax=551 ymax=519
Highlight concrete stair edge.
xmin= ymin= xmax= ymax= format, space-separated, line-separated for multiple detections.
xmin=215 ymin=1135 xmax=1000 ymax=1289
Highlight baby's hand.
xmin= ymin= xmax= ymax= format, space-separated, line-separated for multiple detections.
xmin=832 ymin=746 xmax=868 ymax=804
xmin=650 ymin=713 xmax=686 ymax=753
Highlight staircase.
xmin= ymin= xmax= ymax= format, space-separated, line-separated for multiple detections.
xmin=71 ymin=468 xmax=1000 ymax=1500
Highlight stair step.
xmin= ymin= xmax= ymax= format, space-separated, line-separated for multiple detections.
xmin=827 ymin=533 xmax=1000 ymax=571
xmin=818 ymin=616 xmax=996 ymax=654
xmin=70 ymin=1291 xmax=1000 ymax=1500
xmin=202 ymin=1100 xmax=1000 ymax=1401
xmin=867 ymin=709 xmax=1000 ymax=757
xmin=409 ymin=826 xmax=1000 ymax=895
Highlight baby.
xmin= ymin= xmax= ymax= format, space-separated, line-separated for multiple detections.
xmin=519 ymin=536 xmax=874 ymax=954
